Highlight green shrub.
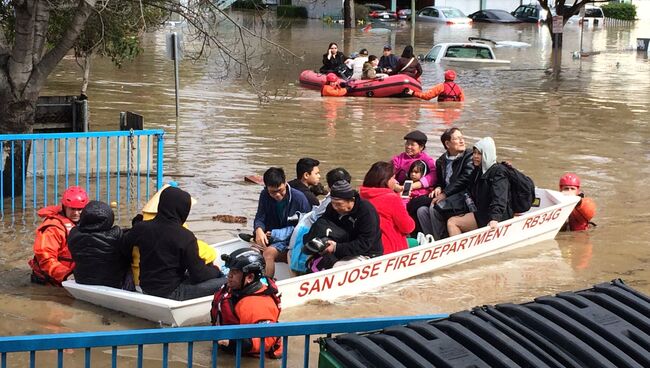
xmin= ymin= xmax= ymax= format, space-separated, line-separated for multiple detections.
xmin=355 ymin=4 xmax=369 ymax=21
xmin=232 ymin=0 xmax=265 ymax=10
xmin=277 ymin=5 xmax=308 ymax=18
xmin=601 ymin=3 xmax=636 ymax=20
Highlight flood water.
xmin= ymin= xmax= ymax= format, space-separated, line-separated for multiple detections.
xmin=2 ymin=11 xmax=650 ymax=366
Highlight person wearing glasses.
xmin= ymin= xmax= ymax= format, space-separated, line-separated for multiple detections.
xmin=417 ymin=128 xmax=474 ymax=240
xmin=249 ymin=167 xmax=310 ymax=278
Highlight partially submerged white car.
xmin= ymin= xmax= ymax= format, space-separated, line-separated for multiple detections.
xmin=421 ymin=42 xmax=511 ymax=65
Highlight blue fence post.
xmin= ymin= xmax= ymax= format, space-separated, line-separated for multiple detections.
xmin=0 ymin=130 xmax=165 ymax=213
xmin=156 ymin=132 xmax=164 ymax=190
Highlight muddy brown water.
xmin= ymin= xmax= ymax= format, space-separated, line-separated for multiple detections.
xmin=1 ymin=13 xmax=650 ymax=367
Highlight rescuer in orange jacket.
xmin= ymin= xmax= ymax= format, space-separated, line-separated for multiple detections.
xmin=211 ymin=248 xmax=282 ymax=358
xmin=407 ymin=69 xmax=465 ymax=102
xmin=29 ymin=186 xmax=89 ymax=285
xmin=321 ymin=73 xmax=348 ymax=97
xmin=559 ymin=173 xmax=596 ymax=231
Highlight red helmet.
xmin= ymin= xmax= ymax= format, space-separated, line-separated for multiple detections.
xmin=559 ymin=173 xmax=581 ymax=188
xmin=444 ymin=69 xmax=457 ymax=81
xmin=326 ymin=73 xmax=338 ymax=83
xmin=62 ymin=186 xmax=89 ymax=209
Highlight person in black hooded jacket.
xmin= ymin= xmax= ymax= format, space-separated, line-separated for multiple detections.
xmin=123 ymin=186 xmax=225 ymax=300
xmin=68 ymin=200 xmax=131 ymax=289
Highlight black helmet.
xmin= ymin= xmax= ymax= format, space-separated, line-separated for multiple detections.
xmin=221 ymin=248 xmax=265 ymax=275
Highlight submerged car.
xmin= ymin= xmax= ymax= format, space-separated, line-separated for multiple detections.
xmin=511 ymin=4 xmax=548 ymax=23
xmin=415 ymin=6 xmax=472 ymax=24
xmin=366 ymin=3 xmax=398 ymax=21
xmin=397 ymin=8 xmax=412 ymax=20
xmin=469 ymin=9 xmax=522 ymax=23
xmin=569 ymin=5 xmax=605 ymax=24
xmin=421 ymin=42 xmax=511 ymax=66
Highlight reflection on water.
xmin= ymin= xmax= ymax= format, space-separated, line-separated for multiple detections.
xmin=2 ymin=14 xmax=650 ymax=351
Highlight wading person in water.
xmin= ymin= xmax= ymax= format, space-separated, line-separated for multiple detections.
xmin=29 ymin=186 xmax=89 ymax=286
xmin=211 ymin=248 xmax=282 ymax=358
xmin=407 ymin=69 xmax=465 ymax=102
xmin=559 ymin=173 xmax=596 ymax=231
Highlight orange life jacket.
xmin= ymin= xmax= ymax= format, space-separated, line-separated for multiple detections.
xmin=29 ymin=206 xmax=76 ymax=285
xmin=568 ymin=197 xmax=596 ymax=231
xmin=211 ymin=278 xmax=282 ymax=358
xmin=438 ymin=81 xmax=462 ymax=102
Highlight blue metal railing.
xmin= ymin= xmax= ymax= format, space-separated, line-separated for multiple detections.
xmin=0 ymin=314 xmax=446 ymax=367
xmin=0 ymin=130 xmax=164 ymax=213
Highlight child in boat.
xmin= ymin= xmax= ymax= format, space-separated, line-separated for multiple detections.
xmin=559 ymin=173 xmax=596 ymax=231
xmin=362 ymin=55 xmax=389 ymax=80
xmin=321 ymin=73 xmax=348 ymax=97
xmin=407 ymin=160 xmax=433 ymax=200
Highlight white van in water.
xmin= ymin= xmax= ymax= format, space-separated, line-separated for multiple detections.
xmin=569 ymin=5 xmax=605 ymax=25
xmin=421 ymin=42 xmax=510 ymax=66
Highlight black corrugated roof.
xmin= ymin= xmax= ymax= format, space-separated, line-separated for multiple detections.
xmin=320 ymin=279 xmax=650 ymax=368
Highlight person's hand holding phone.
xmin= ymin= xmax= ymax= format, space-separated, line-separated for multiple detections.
xmin=401 ymin=180 xmax=413 ymax=198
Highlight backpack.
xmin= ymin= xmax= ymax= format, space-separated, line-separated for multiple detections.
xmin=501 ymin=162 xmax=536 ymax=213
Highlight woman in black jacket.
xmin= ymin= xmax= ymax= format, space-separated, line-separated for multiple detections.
xmin=320 ymin=42 xmax=348 ymax=76
xmin=68 ymin=201 xmax=132 ymax=289
xmin=417 ymin=128 xmax=474 ymax=240
xmin=447 ymin=137 xmax=513 ymax=236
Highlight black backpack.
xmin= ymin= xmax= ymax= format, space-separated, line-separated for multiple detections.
xmin=501 ymin=162 xmax=536 ymax=213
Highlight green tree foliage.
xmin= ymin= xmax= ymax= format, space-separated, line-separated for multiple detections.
xmin=601 ymin=3 xmax=636 ymax=21
xmin=277 ymin=5 xmax=307 ymax=18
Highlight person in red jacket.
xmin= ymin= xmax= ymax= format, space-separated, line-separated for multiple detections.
xmin=29 ymin=186 xmax=89 ymax=285
xmin=359 ymin=161 xmax=415 ymax=254
xmin=211 ymin=248 xmax=282 ymax=359
xmin=407 ymin=69 xmax=465 ymax=102
xmin=321 ymin=73 xmax=348 ymax=97
xmin=559 ymin=173 xmax=596 ymax=231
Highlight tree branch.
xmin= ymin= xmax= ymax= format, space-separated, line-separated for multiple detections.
xmin=0 ymin=28 xmax=8 ymax=57
xmin=32 ymin=0 xmax=50 ymax=64
xmin=8 ymin=0 xmax=36 ymax=92
xmin=30 ymin=0 xmax=97 ymax=92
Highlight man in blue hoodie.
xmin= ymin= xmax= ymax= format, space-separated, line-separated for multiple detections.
xmin=253 ymin=167 xmax=311 ymax=277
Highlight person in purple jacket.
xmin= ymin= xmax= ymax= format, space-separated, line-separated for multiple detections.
xmin=391 ymin=130 xmax=437 ymax=235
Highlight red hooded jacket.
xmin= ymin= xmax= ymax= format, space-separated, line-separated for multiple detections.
xmin=359 ymin=187 xmax=414 ymax=254
xmin=29 ymin=205 xmax=76 ymax=285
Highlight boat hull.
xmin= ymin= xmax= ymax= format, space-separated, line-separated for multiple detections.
xmin=299 ymin=70 xmax=422 ymax=97
xmin=63 ymin=188 xmax=579 ymax=326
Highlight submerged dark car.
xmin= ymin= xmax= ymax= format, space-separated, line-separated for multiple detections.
xmin=366 ymin=3 xmax=398 ymax=21
xmin=511 ymin=4 xmax=548 ymax=23
xmin=469 ymin=9 xmax=522 ymax=23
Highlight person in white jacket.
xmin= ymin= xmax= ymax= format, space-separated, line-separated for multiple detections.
xmin=350 ymin=49 xmax=369 ymax=80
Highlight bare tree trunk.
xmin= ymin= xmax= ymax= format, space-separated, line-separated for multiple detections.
xmin=344 ymin=0 xmax=355 ymax=29
xmin=80 ymin=55 xmax=91 ymax=98
xmin=1 ymin=94 xmax=36 ymax=198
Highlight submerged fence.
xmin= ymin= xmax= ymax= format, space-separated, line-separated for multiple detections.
xmin=0 ymin=130 xmax=164 ymax=214
xmin=0 ymin=314 xmax=445 ymax=368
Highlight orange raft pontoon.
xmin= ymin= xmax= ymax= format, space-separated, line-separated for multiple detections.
xmin=299 ymin=70 xmax=422 ymax=98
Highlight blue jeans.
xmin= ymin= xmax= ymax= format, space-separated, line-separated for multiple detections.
xmin=166 ymin=277 xmax=226 ymax=301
